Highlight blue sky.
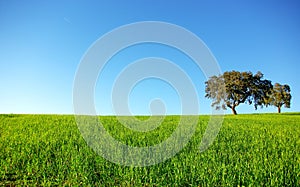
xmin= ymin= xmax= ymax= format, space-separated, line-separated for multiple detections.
xmin=0 ymin=0 xmax=299 ymax=115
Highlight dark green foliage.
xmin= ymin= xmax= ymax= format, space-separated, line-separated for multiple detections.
xmin=249 ymin=72 xmax=273 ymax=109
xmin=205 ymin=71 xmax=273 ymax=115
xmin=267 ymin=83 xmax=291 ymax=113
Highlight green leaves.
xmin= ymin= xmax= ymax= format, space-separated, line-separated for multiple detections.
xmin=267 ymin=83 xmax=292 ymax=113
xmin=205 ymin=71 xmax=274 ymax=114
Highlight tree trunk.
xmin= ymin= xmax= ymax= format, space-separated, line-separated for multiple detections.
xmin=232 ymin=106 xmax=237 ymax=115
xmin=278 ymin=107 xmax=281 ymax=113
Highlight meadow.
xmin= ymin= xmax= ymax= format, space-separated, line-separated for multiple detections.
xmin=0 ymin=113 xmax=299 ymax=186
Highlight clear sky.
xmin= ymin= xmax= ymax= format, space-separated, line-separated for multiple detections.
xmin=0 ymin=0 xmax=299 ymax=115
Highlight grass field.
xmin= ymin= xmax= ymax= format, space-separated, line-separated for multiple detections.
xmin=0 ymin=113 xmax=299 ymax=186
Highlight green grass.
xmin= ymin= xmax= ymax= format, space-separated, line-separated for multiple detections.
xmin=0 ymin=114 xmax=299 ymax=186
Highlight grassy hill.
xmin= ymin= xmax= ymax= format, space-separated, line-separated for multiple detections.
xmin=0 ymin=113 xmax=299 ymax=186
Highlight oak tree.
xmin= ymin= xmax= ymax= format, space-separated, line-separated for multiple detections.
xmin=205 ymin=71 xmax=272 ymax=115
xmin=268 ymin=83 xmax=291 ymax=113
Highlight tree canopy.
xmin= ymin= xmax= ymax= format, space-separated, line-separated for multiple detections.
xmin=205 ymin=71 xmax=273 ymax=115
xmin=267 ymin=83 xmax=291 ymax=113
